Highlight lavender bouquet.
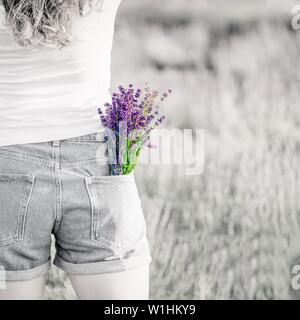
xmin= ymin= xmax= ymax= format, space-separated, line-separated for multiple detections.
xmin=98 ymin=84 xmax=171 ymax=175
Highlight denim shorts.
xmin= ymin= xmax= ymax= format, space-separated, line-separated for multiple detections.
xmin=0 ymin=132 xmax=152 ymax=281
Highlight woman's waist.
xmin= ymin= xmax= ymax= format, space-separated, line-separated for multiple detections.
xmin=0 ymin=130 xmax=109 ymax=171
xmin=0 ymin=89 xmax=111 ymax=114
xmin=0 ymin=121 xmax=107 ymax=166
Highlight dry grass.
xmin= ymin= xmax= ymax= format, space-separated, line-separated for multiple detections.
xmin=46 ymin=0 xmax=300 ymax=299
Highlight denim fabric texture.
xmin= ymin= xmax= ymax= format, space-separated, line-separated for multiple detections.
xmin=0 ymin=132 xmax=151 ymax=280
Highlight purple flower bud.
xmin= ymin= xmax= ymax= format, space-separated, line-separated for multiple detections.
xmin=147 ymin=142 xmax=157 ymax=149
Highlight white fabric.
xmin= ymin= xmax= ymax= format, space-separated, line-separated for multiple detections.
xmin=0 ymin=0 xmax=122 ymax=146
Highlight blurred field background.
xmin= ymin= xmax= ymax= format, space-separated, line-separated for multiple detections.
xmin=46 ymin=0 xmax=300 ymax=299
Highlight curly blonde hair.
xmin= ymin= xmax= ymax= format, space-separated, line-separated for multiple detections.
xmin=1 ymin=0 xmax=99 ymax=47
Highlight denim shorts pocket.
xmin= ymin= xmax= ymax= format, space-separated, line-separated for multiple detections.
xmin=0 ymin=174 xmax=35 ymax=247
xmin=85 ymin=173 xmax=146 ymax=252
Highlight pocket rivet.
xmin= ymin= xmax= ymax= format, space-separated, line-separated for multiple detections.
xmin=85 ymin=177 xmax=93 ymax=185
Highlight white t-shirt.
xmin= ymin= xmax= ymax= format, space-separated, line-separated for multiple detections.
xmin=0 ymin=0 xmax=122 ymax=146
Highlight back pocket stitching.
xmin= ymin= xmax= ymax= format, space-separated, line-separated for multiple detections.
xmin=0 ymin=175 xmax=35 ymax=247
xmin=89 ymin=182 xmax=122 ymax=251
xmin=85 ymin=175 xmax=141 ymax=251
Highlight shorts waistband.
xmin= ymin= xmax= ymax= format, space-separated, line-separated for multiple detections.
xmin=51 ymin=130 xmax=106 ymax=146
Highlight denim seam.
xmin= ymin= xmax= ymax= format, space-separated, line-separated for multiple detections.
xmin=85 ymin=178 xmax=123 ymax=252
xmin=18 ymin=176 xmax=35 ymax=241
xmin=52 ymin=144 xmax=63 ymax=234
xmin=63 ymin=140 xmax=106 ymax=143
xmin=89 ymin=173 xmax=134 ymax=184
xmin=85 ymin=180 xmax=99 ymax=241
xmin=62 ymin=131 xmax=106 ymax=143
xmin=84 ymin=179 xmax=93 ymax=240
xmin=0 ymin=150 xmax=53 ymax=168
xmin=91 ymin=237 xmax=122 ymax=252
xmin=0 ymin=236 xmax=22 ymax=247
xmin=53 ymin=253 xmax=152 ymax=276
xmin=61 ymin=158 xmax=108 ymax=168
xmin=0 ymin=175 xmax=35 ymax=247
xmin=53 ymin=172 xmax=63 ymax=233
xmin=0 ymin=174 xmax=34 ymax=183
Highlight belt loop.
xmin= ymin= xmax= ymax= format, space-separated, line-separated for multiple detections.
xmin=52 ymin=140 xmax=60 ymax=147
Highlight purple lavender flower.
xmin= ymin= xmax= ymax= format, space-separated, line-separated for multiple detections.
xmin=99 ymin=84 xmax=172 ymax=175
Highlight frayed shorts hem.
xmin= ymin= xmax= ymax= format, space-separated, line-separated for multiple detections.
xmin=53 ymin=254 xmax=152 ymax=276
xmin=1 ymin=260 xmax=51 ymax=281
